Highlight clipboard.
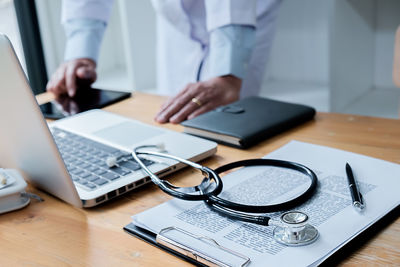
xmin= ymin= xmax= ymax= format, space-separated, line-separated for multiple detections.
xmin=123 ymin=223 xmax=250 ymax=267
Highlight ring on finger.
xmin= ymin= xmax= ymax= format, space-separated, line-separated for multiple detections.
xmin=191 ymin=97 xmax=202 ymax=107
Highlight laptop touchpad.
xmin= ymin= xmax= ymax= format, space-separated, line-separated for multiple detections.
xmin=93 ymin=121 xmax=163 ymax=147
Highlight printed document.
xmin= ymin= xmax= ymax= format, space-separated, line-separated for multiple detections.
xmin=131 ymin=141 xmax=400 ymax=266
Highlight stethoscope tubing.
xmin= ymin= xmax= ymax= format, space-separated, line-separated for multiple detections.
xmin=207 ymin=159 xmax=318 ymax=213
xmin=132 ymin=146 xmax=223 ymax=200
xmin=131 ymin=146 xmax=320 ymax=244
xmin=132 ymin=147 xmax=318 ymax=221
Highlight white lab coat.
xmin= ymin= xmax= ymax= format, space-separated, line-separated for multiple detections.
xmin=62 ymin=0 xmax=281 ymax=98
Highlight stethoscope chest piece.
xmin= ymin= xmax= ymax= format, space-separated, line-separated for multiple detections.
xmin=273 ymin=211 xmax=319 ymax=246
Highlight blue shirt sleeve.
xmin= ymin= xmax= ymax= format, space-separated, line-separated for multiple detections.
xmin=208 ymin=25 xmax=256 ymax=80
xmin=64 ymin=18 xmax=106 ymax=62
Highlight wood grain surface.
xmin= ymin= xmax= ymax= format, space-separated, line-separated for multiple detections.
xmin=1 ymin=92 xmax=399 ymax=266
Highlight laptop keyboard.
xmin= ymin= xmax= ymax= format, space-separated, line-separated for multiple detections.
xmin=51 ymin=127 xmax=154 ymax=191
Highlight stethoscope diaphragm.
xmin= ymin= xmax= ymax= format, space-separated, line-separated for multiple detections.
xmin=272 ymin=211 xmax=319 ymax=246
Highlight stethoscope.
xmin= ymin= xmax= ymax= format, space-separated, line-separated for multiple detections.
xmin=108 ymin=144 xmax=319 ymax=246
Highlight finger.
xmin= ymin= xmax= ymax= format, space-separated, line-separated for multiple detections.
xmin=69 ymin=101 xmax=79 ymax=115
xmin=46 ymin=70 xmax=58 ymax=92
xmin=46 ymin=80 xmax=54 ymax=92
xmin=169 ymin=98 xmax=205 ymax=124
xmin=155 ymin=94 xmax=193 ymax=123
xmin=155 ymin=85 xmax=197 ymax=123
xmin=46 ymin=73 xmax=55 ymax=92
xmin=46 ymin=68 xmax=60 ymax=92
xmin=61 ymin=98 xmax=70 ymax=112
xmin=159 ymin=97 xmax=176 ymax=112
xmin=53 ymin=69 xmax=68 ymax=95
xmin=76 ymin=65 xmax=97 ymax=83
xmin=52 ymin=83 xmax=67 ymax=97
xmin=187 ymin=102 xmax=215 ymax=120
xmin=157 ymin=83 xmax=193 ymax=115
xmin=155 ymin=97 xmax=188 ymax=123
xmin=47 ymin=66 xmax=67 ymax=96
xmin=65 ymin=62 xmax=80 ymax=97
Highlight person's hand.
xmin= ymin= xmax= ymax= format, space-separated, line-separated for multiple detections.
xmin=53 ymin=95 xmax=79 ymax=116
xmin=46 ymin=58 xmax=97 ymax=97
xmin=155 ymin=75 xmax=242 ymax=124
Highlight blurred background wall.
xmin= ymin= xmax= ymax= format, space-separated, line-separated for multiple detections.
xmin=2 ymin=0 xmax=400 ymax=118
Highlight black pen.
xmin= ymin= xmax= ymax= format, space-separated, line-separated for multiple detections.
xmin=345 ymin=163 xmax=365 ymax=211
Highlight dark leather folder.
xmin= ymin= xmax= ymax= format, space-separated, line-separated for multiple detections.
xmin=181 ymin=96 xmax=316 ymax=148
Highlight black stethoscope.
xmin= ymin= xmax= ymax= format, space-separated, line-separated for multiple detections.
xmin=108 ymin=144 xmax=319 ymax=246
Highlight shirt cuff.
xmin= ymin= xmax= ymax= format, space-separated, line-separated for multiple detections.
xmin=61 ymin=0 xmax=114 ymax=24
xmin=205 ymin=0 xmax=257 ymax=32
xmin=209 ymin=25 xmax=256 ymax=80
xmin=64 ymin=18 xmax=106 ymax=62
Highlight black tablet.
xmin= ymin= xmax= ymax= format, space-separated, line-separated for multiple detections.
xmin=40 ymin=87 xmax=131 ymax=119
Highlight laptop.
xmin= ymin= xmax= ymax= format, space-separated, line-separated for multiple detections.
xmin=0 ymin=34 xmax=217 ymax=207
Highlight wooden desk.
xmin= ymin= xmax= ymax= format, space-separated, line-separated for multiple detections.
xmin=2 ymin=92 xmax=399 ymax=266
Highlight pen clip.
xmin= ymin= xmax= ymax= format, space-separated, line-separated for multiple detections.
xmin=354 ymin=193 xmax=365 ymax=210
